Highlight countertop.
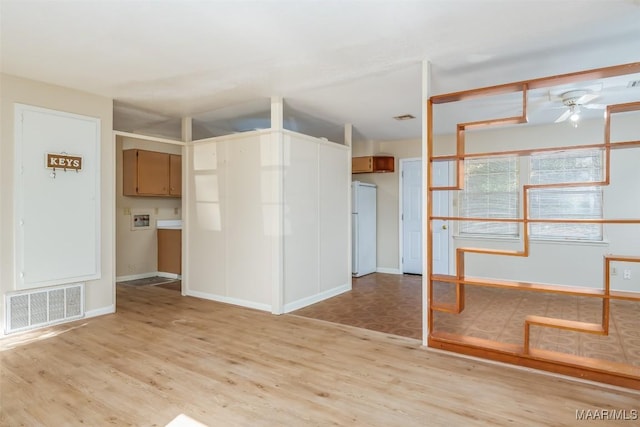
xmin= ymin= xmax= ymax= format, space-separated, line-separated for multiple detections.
xmin=157 ymin=220 xmax=182 ymax=230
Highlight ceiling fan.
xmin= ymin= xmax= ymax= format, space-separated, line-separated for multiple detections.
xmin=553 ymin=90 xmax=604 ymax=124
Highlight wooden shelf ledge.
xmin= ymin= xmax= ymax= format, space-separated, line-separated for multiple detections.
xmin=430 ymin=275 xmax=606 ymax=298
xmin=524 ymin=315 xmax=605 ymax=355
xmin=610 ymin=290 xmax=640 ymax=301
xmin=606 ymin=254 xmax=640 ymax=262
xmin=525 ymin=315 xmax=605 ymax=334
xmin=429 ymin=332 xmax=640 ymax=389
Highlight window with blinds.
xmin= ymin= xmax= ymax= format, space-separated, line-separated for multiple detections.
xmin=529 ymin=149 xmax=603 ymax=241
xmin=459 ymin=156 xmax=519 ymax=236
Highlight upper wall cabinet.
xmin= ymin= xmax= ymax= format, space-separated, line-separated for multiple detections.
xmin=123 ymin=149 xmax=181 ymax=197
xmin=352 ymin=156 xmax=395 ymax=174
xmin=169 ymin=153 xmax=182 ymax=196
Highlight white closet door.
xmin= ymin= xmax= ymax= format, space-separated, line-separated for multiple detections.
xmin=15 ymin=104 xmax=100 ymax=289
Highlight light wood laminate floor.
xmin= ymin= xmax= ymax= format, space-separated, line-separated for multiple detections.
xmin=1 ymin=284 xmax=639 ymax=426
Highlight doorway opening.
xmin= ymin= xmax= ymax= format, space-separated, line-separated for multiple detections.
xmin=114 ymin=133 xmax=184 ymax=295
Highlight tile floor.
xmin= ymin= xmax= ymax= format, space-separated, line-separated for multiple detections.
xmin=292 ymin=273 xmax=640 ymax=368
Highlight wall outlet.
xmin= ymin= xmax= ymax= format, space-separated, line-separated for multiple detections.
xmin=623 ymin=269 xmax=632 ymax=280
xmin=123 ymin=207 xmax=131 ymax=215
xmin=154 ymin=207 xmax=159 ymax=214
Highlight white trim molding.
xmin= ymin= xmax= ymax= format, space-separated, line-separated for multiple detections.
xmin=85 ymin=305 xmax=115 ymax=319
xmin=284 ymin=283 xmax=351 ymax=313
xmin=115 ymin=272 xmax=157 ymax=282
xmin=376 ymin=267 xmax=402 ymax=275
xmin=185 ymin=290 xmax=272 ymax=313
xmin=116 ymin=271 xmax=181 ymax=283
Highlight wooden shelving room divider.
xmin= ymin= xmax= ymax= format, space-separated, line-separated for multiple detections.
xmin=427 ymin=62 xmax=640 ymax=389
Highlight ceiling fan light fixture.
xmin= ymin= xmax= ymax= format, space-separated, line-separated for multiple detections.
xmin=569 ymin=107 xmax=580 ymax=122
xmin=569 ymin=105 xmax=581 ymax=124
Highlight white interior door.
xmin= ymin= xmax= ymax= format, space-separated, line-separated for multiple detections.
xmin=402 ymin=159 xmax=422 ymax=274
xmin=431 ymin=161 xmax=450 ymax=275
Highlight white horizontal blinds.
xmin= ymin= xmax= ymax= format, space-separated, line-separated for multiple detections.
xmin=529 ymin=149 xmax=603 ymax=241
xmin=460 ymin=156 xmax=519 ymax=236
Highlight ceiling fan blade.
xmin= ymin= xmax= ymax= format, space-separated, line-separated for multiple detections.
xmin=576 ymin=93 xmax=600 ymax=104
xmin=554 ymin=109 xmax=571 ymax=123
xmin=583 ymin=103 xmax=606 ymax=110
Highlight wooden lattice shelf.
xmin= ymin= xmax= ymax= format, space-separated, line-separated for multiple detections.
xmin=427 ymin=62 xmax=640 ymax=389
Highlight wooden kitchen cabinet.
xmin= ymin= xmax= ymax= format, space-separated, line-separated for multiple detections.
xmin=352 ymin=156 xmax=394 ymax=174
xmin=158 ymin=229 xmax=181 ymax=275
xmin=123 ymin=149 xmax=181 ymax=197
xmin=169 ymin=154 xmax=182 ymax=196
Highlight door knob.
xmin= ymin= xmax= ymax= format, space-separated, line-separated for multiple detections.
xmin=442 ymin=224 xmax=448 ymax=230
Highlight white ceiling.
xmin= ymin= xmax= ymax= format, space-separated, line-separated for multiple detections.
xmin=2 ymin=0 xmax=640 ymax=141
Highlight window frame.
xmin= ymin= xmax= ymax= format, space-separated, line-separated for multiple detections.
xmin=458 ymin=155 xmax=520 ymax=238
xmin=528 ymin=149 xmax=604 ymax=242
xmin=457 ymin=149 xmax=605 ymax=242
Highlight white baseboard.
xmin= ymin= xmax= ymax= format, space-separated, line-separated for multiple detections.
xmin=376 ymin=267 xmax=402 ymax=275
xmin=116 ymin=271 xmax=181 ymax=282
xmin=284 ymin=283 xmax=351 ymax=313
xmin=185 ymin=290 xmax=271 ymax=313
xmin=116 ymin=272 xmax=156 ymax=282
xmin=156 ymin=272 xmax=181 ymax=279
xmin=85 ymin=304 xmax=115 ymax=319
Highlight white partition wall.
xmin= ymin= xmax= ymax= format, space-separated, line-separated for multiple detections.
xmin=282 ymin=132 xmax=351 ymax=312
xmin=282 ymin=134 xmax=320 ymax=306
xmin=186 ymin=131 xmax=279 ymax=311
xmin=185 ymin=129 xmax=350 ymax=313
xmin=317 ymin=138 xmax=351 ymax=297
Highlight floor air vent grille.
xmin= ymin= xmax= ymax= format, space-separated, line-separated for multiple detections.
xmin=6 ymin=283 xmax=84 ymax=334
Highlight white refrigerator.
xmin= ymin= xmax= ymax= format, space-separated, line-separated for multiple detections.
xmin=352 ymin=181 xmax=377 ymax=277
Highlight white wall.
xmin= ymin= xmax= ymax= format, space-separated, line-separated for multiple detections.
xmin=0 ymin=74 xmax=115 ymax=330
xmin=185 ymin=130 xmax=350 ymax=313
xmin=436 ymin=114 xmax=640 ymax=291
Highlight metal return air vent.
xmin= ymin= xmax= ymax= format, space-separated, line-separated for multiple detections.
xmin=5 ymin=283 xmax=84 ymax=334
